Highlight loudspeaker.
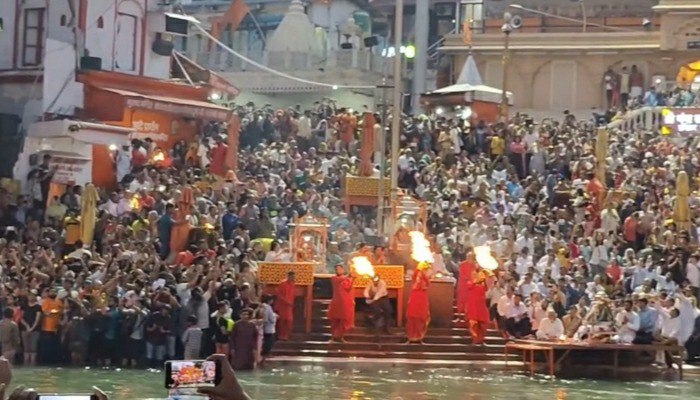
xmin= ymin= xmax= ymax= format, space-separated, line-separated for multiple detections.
xmin=340 ymin=42 xmax=353 ymax=49
xmin=364 ymin=36 xmax=379 ymax=48
xmin=80 ymin=56 xmax=102 ymax=71
xmin=165 ymin=14 xmax=189 ymax=36
xmin=152 ymin=37 xmax=175 ymax=56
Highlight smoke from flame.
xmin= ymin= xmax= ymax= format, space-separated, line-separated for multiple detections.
xmin=351 ymin=256 xmax=375 ymax=277
xmin=409 ymin=231 xmax=434 ymax=264
xmin=474 ymin=246 xmax=499 ymax=271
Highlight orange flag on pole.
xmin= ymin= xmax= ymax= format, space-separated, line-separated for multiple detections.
xmin=208 ymin=0 xmax=251 ymax=50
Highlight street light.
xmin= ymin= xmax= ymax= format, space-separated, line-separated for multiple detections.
xmin=500 ymin=13 xmax=513 ymax=121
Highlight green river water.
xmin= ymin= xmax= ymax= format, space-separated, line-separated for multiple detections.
xmin=11 ymin=365 xmax=700 ymax=400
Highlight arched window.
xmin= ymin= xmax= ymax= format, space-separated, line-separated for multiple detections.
xmin=97 ymin=16 xmax=104 ymax=29
xmin=60 ymin=15 xmax=67 ymax=26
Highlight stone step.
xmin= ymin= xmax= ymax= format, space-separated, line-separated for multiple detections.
xmin=275 ymin=340 xmax=504 ymax=353
xmin=271 ymin=348 xmax=516 ymax=361
xmin=289 ymin=332 xmax=507 ymax=345
xmin=302 ymin=325 xmax=500 ymax=336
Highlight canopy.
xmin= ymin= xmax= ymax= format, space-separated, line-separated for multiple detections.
xmin=424 ymin=83 xmax=514 ymax=105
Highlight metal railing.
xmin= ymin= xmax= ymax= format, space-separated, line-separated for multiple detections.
xmin=193 ymin=48 xmax=392 ymax=75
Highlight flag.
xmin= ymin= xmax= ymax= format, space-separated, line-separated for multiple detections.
xmin=462 ymin=19 xmax=472 ymax=46
xmin=209 ymin=0 xmax=251 ymax=49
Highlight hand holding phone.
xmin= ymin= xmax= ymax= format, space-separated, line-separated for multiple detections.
xmin=196 ymin=354 xmax=251 ymax=400
xmin=165 ymin=360 xmax=221 ymax=389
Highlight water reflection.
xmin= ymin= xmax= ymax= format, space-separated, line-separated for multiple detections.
xmin=9 ymin=365 xmax=700 ymax=400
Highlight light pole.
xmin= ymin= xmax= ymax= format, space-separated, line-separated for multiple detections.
xmin=579 ymin=0 xmax=587 ymax=33
xmin=389 ymin=0 xmax=404 ymax=212
xmin=499 ymin=15 xmax=512 ymax=121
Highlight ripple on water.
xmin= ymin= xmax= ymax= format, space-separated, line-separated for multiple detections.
xmin=8 ymin=365 xmax=700 ymax=400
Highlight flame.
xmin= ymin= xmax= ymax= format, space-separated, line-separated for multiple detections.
xmin=130 ymin=195 xmax=140 ymax=210
xmin=351 ymin=256 xmax=375 ymax=277
xmin=409 ymin=231 xmax=434 ymax=264
xmin=152 ymin=152 xmax=165 ymax=162
xmin=474 ymin=246 xmax=499 ymax=271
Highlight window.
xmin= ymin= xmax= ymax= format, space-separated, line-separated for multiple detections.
xmin=22 ymin=8 xmax=45 ymax=66
xmin=460 ymin=0 xmax=484 ymax=33
xmin=97 ymin=16 xmax=104 ymax=29
xmin=115 ymin=13 xmax=138 ymax=71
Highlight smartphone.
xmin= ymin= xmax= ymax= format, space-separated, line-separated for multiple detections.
xmin=164 ymin=359 xmax=222 ymax=389
xmin=38 ymin=396 xmax=98 ymax=400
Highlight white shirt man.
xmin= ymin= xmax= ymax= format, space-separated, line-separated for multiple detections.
xmin=522 ymin=130 xmax=539 ymax=151
xmin=506 ymin=299 xmax=528 ymax=321
xmin=518 ymin=275 xmax=538 ymax=298
xmin=529 ymin=300 xmax=547 ymax=332
xmin=535 ymin=254 xmax=561 ymax=280
xmin=497 ymin=290 xmax=514 ymax=320
xmin=297 ymin=114 xmax=312 ymax=139
xmin=116 ymin=148 xmax=132 ymax=182
xmin=613 ymin=305 xmax=640 ymax=344
xmin=397 ymin=152 xmax=414 ymax=172
xmin=515 ymin=231 xmax=535 ymax=255
xmin=515 ymin=252 xmax=533 ymax=277
xmin=686 ymin=257 xmax=700 ymax=291
xmin=536 ymin=310 xmax=564 ymax=340
xmin=600 ymin=207 xmax=620 ymax=234
xmin=449 ymin=126 xmax=463 ymax=155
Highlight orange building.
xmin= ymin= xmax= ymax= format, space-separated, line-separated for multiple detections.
xmin=75 ymin=69 xmax=237 ymax=188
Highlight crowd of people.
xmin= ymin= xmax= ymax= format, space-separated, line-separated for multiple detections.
xmin=0 ymin=93 xmax=700 ymax=376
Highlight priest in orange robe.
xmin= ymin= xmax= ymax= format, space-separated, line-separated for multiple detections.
xmin=406 ymin=266 xmax=431 ymax=344
xmin=457 ymin=252 xmax=477 ymax=319
xmin=466 ymin=264 xmax=491 ymax=345
xmin=274 ymin=271 xmax=296 ymax=341
xmin=328 ymin=265 xmax=355 ymax=342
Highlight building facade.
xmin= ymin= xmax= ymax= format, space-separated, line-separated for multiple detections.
xmin=0 ymin=0 xmax=236 ymax=187
xmin=438 ymin=0 xmax=700 ymax=115
xmin=178 ymin=0 xmax=396 ymax=109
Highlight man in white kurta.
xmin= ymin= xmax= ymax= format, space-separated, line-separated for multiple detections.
xmin=536 ymin=310 xmax=564 ymax=340
xmin=613 ymin=300 xmax=640 ymax=344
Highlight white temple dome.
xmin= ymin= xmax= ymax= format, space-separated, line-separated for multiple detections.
xmin=267 ymin=0 xmax=316 ymax=54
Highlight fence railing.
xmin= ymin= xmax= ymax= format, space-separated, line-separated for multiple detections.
xmin=606 ymin=106 xmax=664 ymax=132
xmin=193 ymin=48 xmax=393 ymax=75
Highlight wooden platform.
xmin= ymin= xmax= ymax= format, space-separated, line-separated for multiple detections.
xmin=505 ymin=340 xmax=686 ymax=379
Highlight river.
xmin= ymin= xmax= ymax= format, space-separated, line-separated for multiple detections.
xmin=11 ymin=364 xmax=700 ymax=399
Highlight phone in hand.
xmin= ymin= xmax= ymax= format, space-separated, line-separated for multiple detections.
xmin=164 ymin=359 xmax=222 ymax=389
xmin=37 ymin=395 xmax=98 ymax=400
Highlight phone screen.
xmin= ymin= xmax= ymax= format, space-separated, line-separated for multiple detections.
xmin=38 ymin=396 xmax=94 ymax=400
xmin=165 ymin=360 xmax=220 ymax=389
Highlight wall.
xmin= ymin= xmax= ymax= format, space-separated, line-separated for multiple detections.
xmin=0 ymin=1 xmax=18 ymax=70
xmin=84 ymin=0 xmax=147 ymax=75
xmin=231 ymin=89 xmax=376 ymax=111
xmin=308 ymin=0 xmax=361 ymax=51
xmin=142 ymin=10 xmax=171 ymax=79
xmin=0 ymin=83 xmax=41 ymax=117
xmin=43 ymin=0 xmax=83 ymax=115
xmin=128 ymin=109 xmax=198 ymax=149
xmin=472 ymin=49 xmax=693 ymax=112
